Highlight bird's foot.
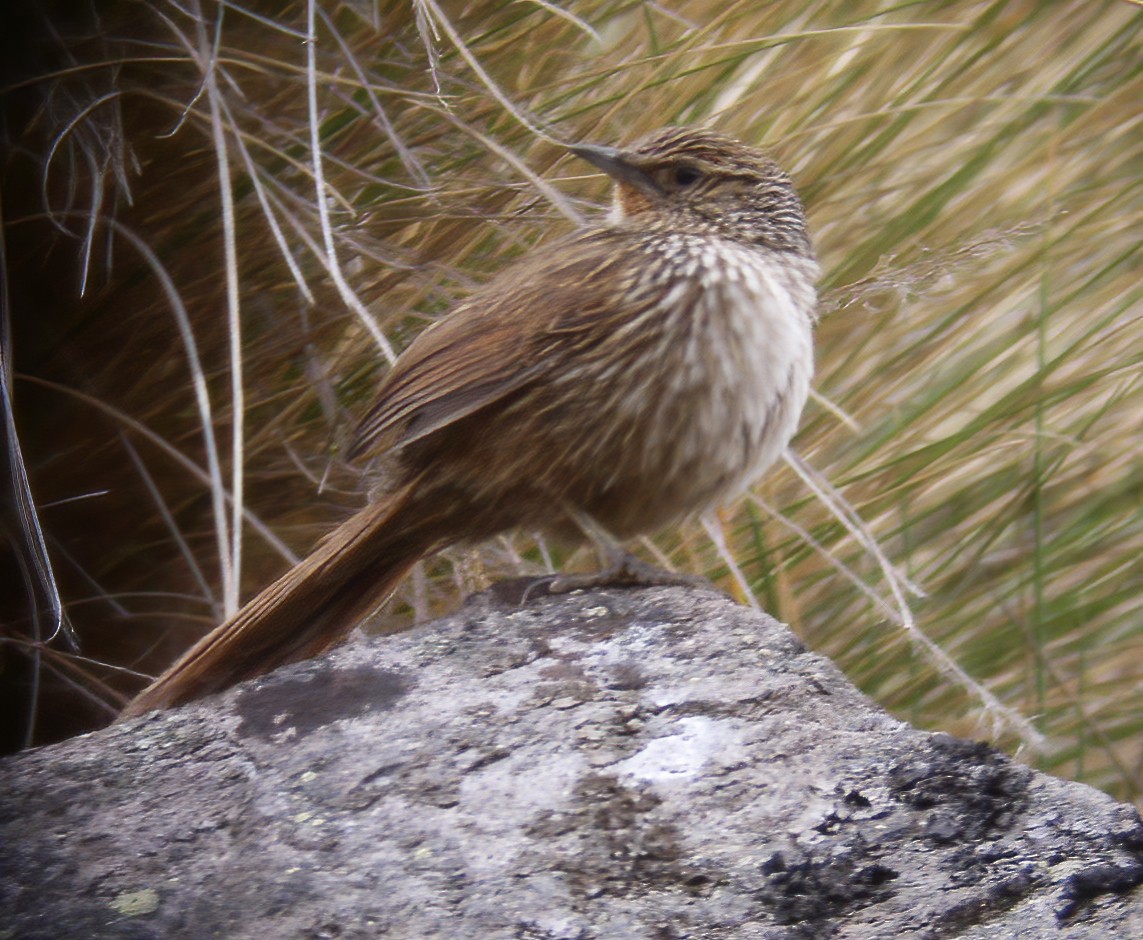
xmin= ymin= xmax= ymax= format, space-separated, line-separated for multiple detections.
xmin=489 ymin=558 xmax=712 ymax=606
xmin=544 ymin=552 xmax=710 ymax=595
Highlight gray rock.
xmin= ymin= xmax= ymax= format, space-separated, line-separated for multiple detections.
xmin=2 ymin=586 xmax=1140 ymax=938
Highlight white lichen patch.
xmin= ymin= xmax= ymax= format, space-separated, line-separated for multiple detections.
xmin=612 ymin=716 xmax=746 ymax=783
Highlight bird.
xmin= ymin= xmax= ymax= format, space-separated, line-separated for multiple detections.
xmin=119 ymin=126 xmax=819 ymax=718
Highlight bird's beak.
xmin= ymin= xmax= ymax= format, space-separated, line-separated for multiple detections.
xmin=568 ymin=143 xmax=660 ymax=197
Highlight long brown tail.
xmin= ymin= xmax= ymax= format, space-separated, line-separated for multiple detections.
xmin=120 ymin=478 xmax=450 ymax=718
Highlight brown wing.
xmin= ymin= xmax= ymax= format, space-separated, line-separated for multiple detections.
xmin=350 ymin=228 xmax=640 ymax=459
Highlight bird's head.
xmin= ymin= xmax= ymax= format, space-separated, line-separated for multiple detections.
xmin=569 ymin=126 xmax=812 ymax=257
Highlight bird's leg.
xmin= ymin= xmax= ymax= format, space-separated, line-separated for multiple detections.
xmin=542 ymin=507 xmax=711 ymax=594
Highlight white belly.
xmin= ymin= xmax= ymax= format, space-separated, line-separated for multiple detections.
xmin=608 ymin=237 xmax=818 ymax=529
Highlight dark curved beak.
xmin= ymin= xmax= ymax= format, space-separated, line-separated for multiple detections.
xmin=568 ymin=143 xmax=660 ymax=196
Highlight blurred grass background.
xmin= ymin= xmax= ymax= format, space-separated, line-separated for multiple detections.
xmin=1 ymin=0 xmax=1139 ymax=803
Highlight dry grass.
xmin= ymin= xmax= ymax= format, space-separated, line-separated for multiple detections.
xmin=2 ymin=0 xmax=1140 ymax=801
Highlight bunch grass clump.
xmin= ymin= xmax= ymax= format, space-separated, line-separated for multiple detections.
xmin=2 ymin=0 xmax=1139 ymax=802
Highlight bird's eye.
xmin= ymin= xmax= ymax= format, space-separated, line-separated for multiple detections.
xmin=672 ymin=166 xmax=702 ymax=188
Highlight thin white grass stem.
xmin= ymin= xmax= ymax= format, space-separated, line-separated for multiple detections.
xmin=196 ymin=0 xmax=244 ymax=615
xmin=64 ymin=591 xmax=216 ymax=609
xmin=762 ymin=458 xmax=1045 ymax=749
xmin=150 ymin=5 xmax=210 ymax=139
xmin=702 ymin=515 xmax=761 ymax=611
xmin=499 ymin=535 xmax=526 ymax=566
xmin=77 ymin=147 xmax=108 ymax=297
xmin=2 ymin=386 xmax=74 ymax=648
xmin=1 ymin=196 xmax=74 ymax=652
xmin=752 ymin=491 xmax=1043 ymax=749
xmin=197 ymin=145 xmax=351 ymax=292
xmin=432 ymin=109 xmax=584 ymax=225
xmin=214 ymin=92 xmax=314 ymax=302
xmin=20 ymin=372 xmax=299 ymax=565
xmin=40 ymin=659 xmax=123 ymax=715
xmin=808 ymin=387 xmax=861 ymax=432
xmin=45 ymin=214 xmax=236 ymax=600
xmin=637 ymin=536 xmax=676 ymax=570
xmin=108 ymin=221 xmax=234 ymax=599
xmin=534 ymin=534 xmax=556 ymax=575
xmin=219 ymin=0 xmax=310 ymax=39
xmin=747 ymin=493 xmax=891 ymax=618
xmin=411 ymin=0 xmax=447 ymax=100
xmin=784 ymin=450 xmax=926 ymax=599
xmin=518 ymin=0 xmax=601 ymax=43
xmin=414 ymin=0 xmax=557 ymax=142
xmin=306 ymin=0 xmax=397 ymax=364
xmin=317 ymin=5 xmax=430 ymax=188
xmin=689 ymin=23 xmax=969 ymax=59
xmin=37 ymin=540 xmax=129 ymax=618
xmin=39 ymin=490 xmax=110 ymax=508
xmin=282 ymin=440 xmax=324 ymax=488
xmin=41 ymin=90 xmax=121 ymax=237
xmin=120 ymin=434 xmax=217 ymax=616
xmin=12 ymin=643 xmax=131 ymax=713
xmin=53 ymin=661 xmax=124 ymax=713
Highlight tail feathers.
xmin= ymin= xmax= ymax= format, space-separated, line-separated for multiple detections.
xmin=120 ymin=481 xmax=445 ymax=718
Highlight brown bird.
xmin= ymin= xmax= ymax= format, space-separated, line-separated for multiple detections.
xmin=120 ymin=126 xmax=818 ymax=718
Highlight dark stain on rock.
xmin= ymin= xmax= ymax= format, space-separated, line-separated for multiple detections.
xmin=756 ymin=842 xmax=900 ymax=925
xmin=1057 ymin=854 xmax=1143 ymax=921
xmin=607 ymin=661 xmax=647 ymax=691
xmin=932 ymin=867 xmax=1040 ymax=935
xmin=531 ymin=773 xmax=711 ymax=901
xmin=888 ymin=734 xmax=1031 ymax=842
xmin=235 ymin=664 xmax=411 ymax=740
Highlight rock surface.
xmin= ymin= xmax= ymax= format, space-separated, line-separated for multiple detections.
xmin=2 ymin=585 xmax=1141 ymax=939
